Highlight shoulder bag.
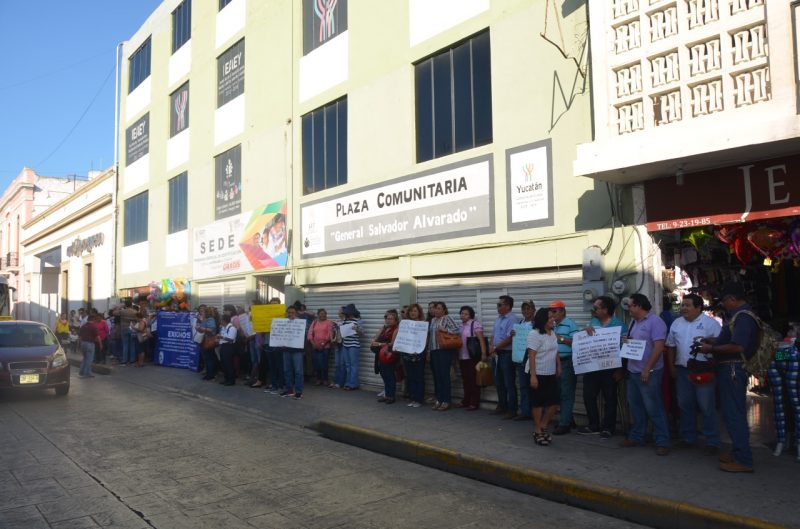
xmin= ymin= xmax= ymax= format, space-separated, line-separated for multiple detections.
xmin=466 ymin=321 xmax=485 ymax=360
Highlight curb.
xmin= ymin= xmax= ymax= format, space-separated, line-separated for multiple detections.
xmin=314 ymin=420 xmax=786 ymax=529
xmin=67 ymin=356 xmax=112 ymax=375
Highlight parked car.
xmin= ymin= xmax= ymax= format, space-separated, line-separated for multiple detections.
xmin=0 ymin=321 xmax=70 ymax=396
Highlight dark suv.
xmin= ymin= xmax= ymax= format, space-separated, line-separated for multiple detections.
xmin=0 ymin=321 xmax=70 ymax=396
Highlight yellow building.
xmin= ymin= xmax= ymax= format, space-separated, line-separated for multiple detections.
xmin=117 ymin=0 xmax=639 ymax=389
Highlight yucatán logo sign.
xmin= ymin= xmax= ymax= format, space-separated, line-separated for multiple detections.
xmin=300 ymin=155 xmax=494 ymax=257
xmin=66 ymin=233 xmax=105 ymax=258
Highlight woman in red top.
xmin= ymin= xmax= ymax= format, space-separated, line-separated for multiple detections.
xmin=307 ymin=309 xmax=334 ymax=386
xmin=94 ymin=311 xmax=110 ymax=364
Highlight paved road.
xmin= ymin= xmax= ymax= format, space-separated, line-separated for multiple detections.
xmin=0 ymin=373 xmax=650 ymax=529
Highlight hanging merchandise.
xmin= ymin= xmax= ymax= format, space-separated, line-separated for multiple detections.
xmin=682 ymin=227 xmax=713 ymax=253
xmin=747 ymin=226 xmax=787 ymax=260
xmin=733 ymin=233 xmax=755 ymax=266
xmin=714 ymin=225 xmax=744 ymax=244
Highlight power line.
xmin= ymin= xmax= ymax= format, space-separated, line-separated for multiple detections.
xmin=0 ymin=50 xmax=109 ymax=91
xmin=36 ymin=63 xmax=116 ymax=169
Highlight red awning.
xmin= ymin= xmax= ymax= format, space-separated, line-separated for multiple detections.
xmin=644 ymin=154 xmax=800 ymax=231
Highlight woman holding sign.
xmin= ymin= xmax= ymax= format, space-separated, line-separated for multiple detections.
xmin=428 ymin=301 xmax=461 ymax=411
xmin=401 ymin=304 xmax=427 ymax=408
xmin=527 ymin=308 xmax=561 ymax=446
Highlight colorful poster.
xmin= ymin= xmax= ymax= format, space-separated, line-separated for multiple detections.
xmin=572 ymin=327 xmax=623 ymax=375
xmin=170 ymin=81 xmax=189 ymax=137
xmin=303 ymin=0 xmax=348 ymax=54
xmin=506 ymin=139 xmax=553 ymax=231
xmin=251 ymin=304 xmax=286 ymax=332
xmin=154 ymin=312 xmax=199 ymax=371
xmin=215 ymin=144 xmax=241 ymax=219
xmin=301 ymin=155 xmax=494 ymax=257
xmin=193 ymin=199 xmax=288 ymax=279
xmin=125 ymin=112 xmax=149 ymax=166
xmin=268 ymin=318 xmax=307 ymax=349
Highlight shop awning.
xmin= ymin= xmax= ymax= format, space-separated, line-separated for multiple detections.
xmin=644 ymin=154 xmax=800 ymax=231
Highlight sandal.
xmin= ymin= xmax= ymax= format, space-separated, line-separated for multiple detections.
xmin=250 ymin=381 xmax=264 ymax=388
xmin=534 ymin=432 xmax=550 ymax=446
xmin=438 ymin=403 xmax=451 ymax=411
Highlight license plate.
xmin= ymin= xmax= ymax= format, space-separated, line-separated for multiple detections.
xmin=19 ymin=374 xmax=39 ymax=384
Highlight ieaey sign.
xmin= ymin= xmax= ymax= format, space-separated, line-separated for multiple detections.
xmin=645 ymin=155 xmax=800 ymax=231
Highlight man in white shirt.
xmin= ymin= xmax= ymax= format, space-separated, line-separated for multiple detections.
xmin=666 ymin=293 xmax=722 ymax=454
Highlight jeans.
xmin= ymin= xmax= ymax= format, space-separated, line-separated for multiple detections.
xmin=717 ymin=362 xmax=753 ymax=467
xmin=515 ymin=361 xmax=531 ymax=417
xmin=626 ymin=368 xmax=670 ymax=447
xmin=493 ymin=351 xmax=516 ymax=412
xmin=403 ymin=355 xmax=425 ymax=403
xmin=312 ymin=348 xmax=330 ymax=382
xmin=248 ymin=337 xmax=259 ymax=368
xmin=583 ymin=368 xmax=618 ymax=433
xmin=342 ymin=345 xmax=360 ymax=389
xmin=121 ymin=327 xmax=134 ymax=364
xmin=203 ymin=348 xmax=219 ymax=380
xmin=430 ymin=349 xmax=452 ymax=404
xmin=332 ymin=345 xmax=346 ymax=386
xmin=676 ymin=366 xmax=720 ymax=446
xmin=80 ymin=341 xmax=95 ymax=376
xmin=283 ymin=350 xmax=304 ymax=394
xmin=558 ymin=357 xmax=577 ymax=427
xmin=268 ymin=346 xmax=285 ymax=389
xmin=379 ymin=360 xmax=397 ymax=399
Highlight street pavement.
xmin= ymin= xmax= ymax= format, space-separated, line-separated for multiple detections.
xmin=0 ymin=370 xmax=649 ymax=529
xmin=65 ymin=359 xmax=798 ymax=528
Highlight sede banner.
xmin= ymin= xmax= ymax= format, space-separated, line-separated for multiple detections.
xmin=301 ymin=155 xmax=494 ymax=257
xmin=155 ymin=311 xmax=199 ymax=371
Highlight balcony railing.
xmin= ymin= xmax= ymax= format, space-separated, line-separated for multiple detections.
xmin=0 ymin=253 xmax=18 ymax=270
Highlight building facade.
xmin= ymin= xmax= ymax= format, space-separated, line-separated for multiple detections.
xmin=20 ymin=168 xmax=116 ymax=328
xmin=0 ymin=167 xmax=87 ymax=318
xmin=117 ymin=0 xmax=639 ymax=389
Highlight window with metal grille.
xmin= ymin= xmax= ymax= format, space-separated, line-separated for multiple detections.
xmin=301 ymin=97 xmax=347 ymax=195
xmin=128 ymin=38 xmax=151 ymax=93
xmin=172 ymin=0 xmax=192 ymax=53
xmin=168 ymin=173 xmax=188 ymax=234
xmin=124 ymin=191 xmax=149 ymax=246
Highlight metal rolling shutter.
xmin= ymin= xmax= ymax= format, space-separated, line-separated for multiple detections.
xmin=417 ymin=268 xmax=590 ymax=411
xmin=303 ymin=281 xmax=400 ymax=389
xmin=198 ymin=279 xmax=247 ymax=310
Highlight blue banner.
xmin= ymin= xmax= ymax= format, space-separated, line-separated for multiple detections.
xmin=155 ymin=312 xmax=199 ymax=371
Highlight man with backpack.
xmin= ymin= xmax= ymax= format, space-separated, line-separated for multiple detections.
xmin=700 ymin=283 xmax=759 ymax=473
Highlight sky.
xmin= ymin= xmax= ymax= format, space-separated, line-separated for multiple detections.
xmin=0 ymin=0 xmax=163 ymax=187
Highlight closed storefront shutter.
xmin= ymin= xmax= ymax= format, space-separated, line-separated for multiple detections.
xmin=303 ymin=282 xmax=400 ymax=389
xmin=417 ymin=268 xmax=591 ymax=412
xmin=198 ymin=278 xmax=247 ymax=310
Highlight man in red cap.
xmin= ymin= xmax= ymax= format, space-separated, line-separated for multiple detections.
xmin=550 ymin=300 xmax=579 ymax=435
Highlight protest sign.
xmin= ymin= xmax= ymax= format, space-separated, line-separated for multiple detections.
xmin=155 ymin=312 xmax=199 ymax=371
xmin=620 ymin=339 xmax=646 ymax=361
xmin=252 ymin=304 xmax=285 ymax=332
xmin=268 ymin=318 xmax=307 ymax=348
xmin=393 ymin=320 xmax=429 ymax=354
xmin=572 ymin=326 xmax=622 ymax=375
xmin=512 ymin=323 xmax=532 ymax=362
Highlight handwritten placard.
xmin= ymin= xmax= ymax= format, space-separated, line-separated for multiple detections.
xmin=620 ymin=339 xmax=646 ymax=361
xmin=572 ymin=327 xmax=622 ymax=375
xmin=268 ymin=318 xmax=306 ymax=349
xmin=252 ymin=304 xmax=286 ymax=332
xmin=512 ymin=324 xmax=532 ymax=363
xmin=339 ymin=321 xmax=358 ymax=338
xmin=393 ymin=320 xmax=429 ymax=354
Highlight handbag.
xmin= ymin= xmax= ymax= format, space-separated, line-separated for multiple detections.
xmin=378 ymin=343 xmax=398 ymax=365
xmin=436 ymin=328 xmax=463 ymax=350
xmin=475 ymin=360 xmax=494 ymax=387
xmin=466 ymin=321 xmax=485 ymax=360
xmin=201 ymin=334 xmax=219 ymax=351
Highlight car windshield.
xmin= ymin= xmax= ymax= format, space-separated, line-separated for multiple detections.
xmin=0 ymin=324 xmax=58 ymax=347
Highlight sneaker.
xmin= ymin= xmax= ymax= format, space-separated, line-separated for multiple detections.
xmin=576 ymin=426 xmax=599 ymax=435
xmin=409 ymin=401 xmax=422 ymax=408
xmin=293 ymin=393 xmax=303 ymax=400
xmin=280 ymin=390 xmax=295 ymax=398
xmin=599 ymin=430 xmax=612 ymax=440
xmin=719 ymin=461 xmax=753 ymax=473
xmin=377 ymin=391 xmax=385 ymax=398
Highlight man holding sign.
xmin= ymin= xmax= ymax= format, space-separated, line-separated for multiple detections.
xmin=578 ymin=296 xmax=627 ymax=439
xmin=622 ymin=293 xmax=670 ymax=455
xmin=270 ymin=305 xmax=307 ymax=399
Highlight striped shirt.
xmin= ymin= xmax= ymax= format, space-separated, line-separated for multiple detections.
xmin=340 ymin=319 xmax=363 ymax=348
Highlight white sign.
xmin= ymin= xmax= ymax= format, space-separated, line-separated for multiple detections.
xmin=268 ymin=318 xmax=307 ymax=349
xmin=507 ymin=140 xmax=553 ymax=230
xmin=620 ymin=339 xmax=647 ymax=361
xmin=301 ymin=156 xmax=493 ymax=256
xmin=393 ymin=320 xmax=429 ymax=354
xmin=339 ymin=321 xmax=358 ymax=338
xmin=572 ymin=327 xmax=622 ymax=375
xmin=193 ymin=210 xmax=253 ymax=280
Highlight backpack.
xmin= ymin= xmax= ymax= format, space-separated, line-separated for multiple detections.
xmin=729 ymin=310 xmax=779 ymax=377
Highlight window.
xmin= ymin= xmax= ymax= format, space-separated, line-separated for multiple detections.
xmin=172 ymin=0 xmax=192 ymax=53
xmin=302 ymin=97 xmax=347 ymax=195
xmin=124 ymin=192 xmax=149 ymax=246
xmin=168 ymin=172 xmax=188 ymax=233
xmin=415 ymin=30 xmax=493 ymax=163
xmin=128 ymin=38 xmax=152 ymax=93
xmin=303 ymin=0 xmax=348 ymax=55
xmin=219 ymin=0 xmax=234 ymax=10
xmin=170 ymin=83 xmax=189 ymax=137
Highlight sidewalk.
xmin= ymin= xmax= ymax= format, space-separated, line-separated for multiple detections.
xmin=73 ymin=357 xmax=797 ymax=529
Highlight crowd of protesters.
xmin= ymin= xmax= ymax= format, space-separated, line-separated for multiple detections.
xmin=58 ymin=283 xmax=760 ymax=472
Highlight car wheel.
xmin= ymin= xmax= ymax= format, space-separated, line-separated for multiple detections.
xmin=54 ymin=384 xmax=70 ymax=396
